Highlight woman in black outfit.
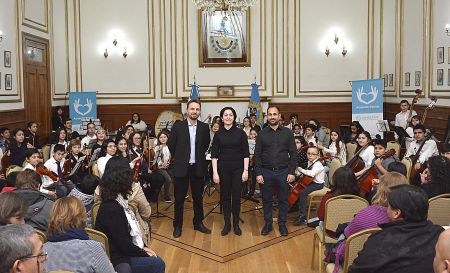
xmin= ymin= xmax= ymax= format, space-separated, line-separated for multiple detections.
xmin=10 ymin=128 xmax=32 ymax=166
xmin=52 ymin=106 xmax=65 ymax=131
xmin=95 ymin=157 xmax=165 ymax=273
xmin=211 ymin=107 xmax=250 ymax=236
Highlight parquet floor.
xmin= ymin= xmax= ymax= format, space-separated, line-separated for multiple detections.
xmin=148 ymin=188 xmax=320 ymax=273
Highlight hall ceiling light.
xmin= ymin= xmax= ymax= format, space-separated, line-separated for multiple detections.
xmin=192 ymin=0 xmax=257 ymax=13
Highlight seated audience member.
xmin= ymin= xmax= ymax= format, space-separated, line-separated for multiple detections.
xmin=68 ymin=174 xmax=99 ymax=228
xmin=348 ymin=185 xmax=444 ymax=273
xmin=24 ymin=122 xmax=41 ymax=150
xmin=126 ymin=113 xmax=148 ymax=132
xmin=14 ymin=169 xmax=54 ymax=231
xmin=0 ymin=191 xmax=27 ymax=225
xmin=43 ymin=196 xmax=115 ymax=273
xmin=441 ymin=144 xmax=450 ymax=160
xmin=1 ymin=168 xmax=21 ymax=193
xmin=0 ymin=224 xmax=48 ymax=273
xmin=415 ymin=155 xmax=450 ymax=198
xmin=95 ymin=158 xmax=165 ymax=273
xmin=64 ymin=118 xmax=80 ymax=141
xmin=50 ymin=127 xmax=68 ymax=158
xmin=317 ymin=167 xmax=360 ymax=222
xmin=433 ymin=228 xmax=450 ymax=273
xmin=95 ymin=156 xmax=152 ymax=246
xmin=81 ymin=122 xmax=97 ymax=148
xmin=10 ymin=128 xmax=33 ymax=167
xmin=387 ymin=161 xmax=408 ymax=176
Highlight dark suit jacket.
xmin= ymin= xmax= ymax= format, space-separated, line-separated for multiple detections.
xmin=168 ymin=119 xmax=210 ymax=178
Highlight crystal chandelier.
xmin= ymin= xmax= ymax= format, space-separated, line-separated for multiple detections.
xmin=192 ymin=0 xmax=257 ymax=13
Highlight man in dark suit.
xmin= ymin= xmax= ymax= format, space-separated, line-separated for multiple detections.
xmin=168 ymin=99 xmax=211 ymax=238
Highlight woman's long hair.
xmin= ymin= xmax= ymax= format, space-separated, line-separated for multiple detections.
xmin=328 ymin=129 xmax=343 ymax=158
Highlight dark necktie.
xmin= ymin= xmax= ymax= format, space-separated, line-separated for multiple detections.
xmin=56 ymin=161 xmax=62 ymax=178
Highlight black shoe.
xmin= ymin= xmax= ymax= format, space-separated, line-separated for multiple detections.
xmin=221 ymin=223 xmax=231 ymax=236
xmin=261 ymin=223 xmax=273 ymax=235
xmin=293 ymin=216 xmax=306 ymax=226
xmin=288 ymin=206 xmax=299 ymax=213
xmin=194 ymin=223 xmax=211 ymax=234
xmin=279 ymin=224 xmax=288 ymax=236
xmin=233 ymin=224 xmax=242 ymax=236
xmin=173 ymin=226 xmax=182 ymax=238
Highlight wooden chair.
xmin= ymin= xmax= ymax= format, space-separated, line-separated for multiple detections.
xmin=401 ymin=157 xmax=412 ymax=181
xmin=85 ymin=227 xmax=110 ymax=258
xmin=328 ymin=158 xmax=343 ymax=187
xmin=42 ymin=144 xmax=51 ymax=162
xmin=346 ymin=143 xmax=357 ymax=160
xmin=35 ymin=229 xmax=47 ymax=243
xmin=428 ymin=194 xmax=450 ymax=226
xmin=324 ymin=127 xmax=331 ymax=146
xmin=90 ymin=202 xmax=101 ymax=229
xmin=325 ymin=228 xmax=381 ymax=273
xmin=312 ymin=195 xmax=369 ymax=273
xmin=387 ymin=141 xmax=401 ymax=157
xmin=307 ymin=187 xmax=330 ymax=221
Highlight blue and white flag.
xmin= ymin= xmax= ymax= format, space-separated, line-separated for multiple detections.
xmin=189 ymin=81 xmax=200 ymax=101
xmin=248 ymin=82 xmax=263 ymax=125
xmin=351 ymin=79 xmax=384 ymax=137
xmin=69 ymin=92 xmax=97 ymax=127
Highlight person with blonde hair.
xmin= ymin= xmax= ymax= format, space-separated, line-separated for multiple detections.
xmin=43 ymin=196 xmax=115 ymax=273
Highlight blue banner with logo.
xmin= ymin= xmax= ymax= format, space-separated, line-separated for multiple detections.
xmin=351 ymin=79 xmax=384 ymax=137
xmin=69 ymin=92 xmax=97 ymax=127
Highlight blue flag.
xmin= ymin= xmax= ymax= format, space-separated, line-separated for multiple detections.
xmin=189 ymin=81 xmax=200 ymax=101
xmin=248 ymin=82 xmax=263 ymax=125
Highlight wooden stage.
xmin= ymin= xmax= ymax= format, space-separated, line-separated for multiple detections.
xmin=149 ymin=189 xmax=320 ymax=273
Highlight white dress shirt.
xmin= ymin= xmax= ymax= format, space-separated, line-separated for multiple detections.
xmin=405 ymin=139 xmax=439 ymax=164
xmin=81 ymin=135 xmax=97 ymax=148
xmin=188 ymin=121 xmax=197 ymax=164
xmin=126 ymin=120 xmax=148 ymax=132
xmin=50 ymin=141 xmax=68 ymax=158
xmin=41 ymin=157 xmax=65 ymax=194
xmin=358 ymin=145 xmax=375 ymax=167
xmin=96 ymin=154 xmax=113 ymax=178
xmin=305 ymin=136 xmax=317 ymax=146
xmin=323 ymin=141 xmax=347 ymax=165
xmin=395 ymin=110 xmax=417 ymax=129
xmin=300 ymin=160 xmax=325 ymax=184
xmin=155 ymin=145 xmax=171 ymax=169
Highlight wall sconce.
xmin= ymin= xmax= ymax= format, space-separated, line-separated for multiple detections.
xmin=325 ymin=46 xmax=330 ymax=57
xmin=446 ymin=24 xmax=450 ymax=36
xmin=113 ymin=36 xmax=118 ymax=46
xmin=334 ymin=33 xmax=339 ymax=44
xmin=0 ymin=30 xmax=3 ymax=43
xmin=342 ymin=45 xmax=347 ymax=56
xmin=122 ymin=47 xmax=127 ymax=58
xmin=104 ymin=48 xmax=108 ymax=58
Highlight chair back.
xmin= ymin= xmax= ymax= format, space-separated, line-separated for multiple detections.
xmin=42 ymin=144 xmax=51 ymax=162
xmin=85 ymin=227 xmax=110 ymax=258
xmin=91 ymin=202 xmax=101 ymax=228
xmin=328 ymin=158 xmax=343 ymax=186
xmin=35 ymin=229 xmax=47 ymax=243
xmin=324 ymin=195 xmax=369 ymax=236
xmin=342 ymin=228 xmax=381 ymax=272
xmin=401 ymin=157 xmax=413 ymax=181
xmin=387 ymin=141 xmax=401 ymax=157
xmin=324 ymin=127 xmax=331 ymax=145
xmin=428 ymin=194 xmax=450 ymax=226
xmin=346 ymin=142 xmax=358 ymax=161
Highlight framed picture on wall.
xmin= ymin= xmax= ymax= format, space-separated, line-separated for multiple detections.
xmin=437 ymin=69 xmax=444 ymax=86
xmin=0 ymin=72 xmax=1 ymax=89
xmin=217 ymin=85 xmax=235 ymax=97
xmin=405 ymin=72 xmax=410 ymax=86
xmin=437 ymin=47 xmax=444 ymax=64
xmin=448 ymin=69 xmax=450 ymax=86
xmin=199 ymin=10 xmax=250 ymax=67
xmin=415 ymin=71 xmax=421 ymax=86
xmin=4 ymin=51 xmax=11 ymax=68
xmin=5 ymin=74 xmax=12 ymax=90
xmin=448 ymin=47 xmax=450 ymax=64
xmin=383 ymin=74 xmax=388 ymax=87
xmin=389 ymin=74 xmax=393 ymax=87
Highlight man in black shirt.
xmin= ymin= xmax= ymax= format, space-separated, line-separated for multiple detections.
xmin=255 ymin=106 xmax=296 ymax=236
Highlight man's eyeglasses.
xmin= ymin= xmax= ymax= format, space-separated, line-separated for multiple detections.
xmin=19 ymin=252 xmax=48 ymax=263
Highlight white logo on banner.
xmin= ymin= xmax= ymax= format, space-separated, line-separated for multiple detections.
xmin=73 ymin=98 xmax=93 ymax=116
xmin=356 ymin=86 xmax=378 ymax=105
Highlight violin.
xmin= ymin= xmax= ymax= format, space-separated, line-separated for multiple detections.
xmin=36 ymin=166 xmax=58 ymax=182
xmin=357 ymin=148 xmax=396 ymax=195
xmin=133 ymin=155 xmax=142 ymax=182
xmin=288 ymin=152 xmax=331 ymax=207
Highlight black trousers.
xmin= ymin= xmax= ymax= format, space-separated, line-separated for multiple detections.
xmin=140 ymin=172 xmax=164 ymax=202
xmin=173 ymin=164 xmax=205 ymax=228
xmin=218 ymin=160 xmax=243 ymax=224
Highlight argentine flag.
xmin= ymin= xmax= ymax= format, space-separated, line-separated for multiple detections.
xmin=248 ymin=82 xmax=263 ymax=125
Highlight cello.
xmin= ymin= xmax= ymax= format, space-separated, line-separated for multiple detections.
xmin=344 ymin=142 xmax=371 ymax=174
xmin=0 ymin=148 xmax=10 ymax=176
xmin=407 ymin=89 xmax=422 ymax=127
xmin=356 ymin=148 xmax=396 ymax=195
xmin=288 ymin=153 xmax=331 ymax=207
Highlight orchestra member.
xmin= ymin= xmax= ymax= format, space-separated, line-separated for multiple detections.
xmin=350 ymin=121 xmax=364 ymax=143
xmin=92 ymin=127 xmax=107 ymax=153
xmin=295 ymin=136 xmax=308 ymax=169
xmin=50 ymin=127 xmax=68 ymax=158
xmin=372 ymin=139 xmax=398 ymax=177
xmin=43 ymin=144 xmax=74 ymax=197
xmin=242 ymin=117 xmax=252 ymax=138
xmin=52 ymin=106 xmax=65 ymax=131
xmin=10 ymin=128 xmax=33 ymax=166
xmin=293 ymin=146 xmax=325 ymax=226
xmin=304 ymin=124 xmax=318 ymax=146
xmin=286 ymin=113 xmax=299 ymax=130
xmin=318 ymin=129 xmax=347 ymax=165
xmin=0 ymin=127 xmax=11 ymax=152
xmin=126 ymin=112 xmax=148 ymax=132
xmin=405 ymin=115 xmax=422 ymax=149
xmin=405 ymin=125 xmax=439 ymax=171
xmin=81 ymin=122 xmax=97 ymax=148
xmin=309 ymin=119 xmax=327 ymax=144
xmin=293 ymin=124 xmax=303 ymax=137
xmin=168 ymin=99 xmax=211 ymax=238
xmin=441 ymin=144 xmax=450 ymax=160
xmin=155 ymin=131 xmax=173 ymax=203
xmin=244 ymin=128 xmax=258 ymax=197
xmin=64 ymin=139 xmax=87 ymax=184
xmin=395 ymin=100 xmax=417 ymax=129
xmin=64 ymin=118 xmax=80 ymax=141
xmin=255 ymin=106 xmax=296 ymax=236
xmin=354 ymin=131 xmax=375 ymax=177
xmin=24 ymin=122 xmax=41 ymax=149
xmin=211 ymin=107 xmax=250 ymax=236
xmin=23 ymin=148 xmax=41 ymax=172
xmin=249 ymin=113 xmax=261 ymax=132
xmin=122 ymin=125 xmax=135 ymax=141
xmin=97 ymin=139 xmax=117 ymax=178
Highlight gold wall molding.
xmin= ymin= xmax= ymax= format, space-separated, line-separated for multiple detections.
xmin=21 ymin=0 xmax=49 ymax=33
xmin=379 ymin=0 xmax=397 ymax=97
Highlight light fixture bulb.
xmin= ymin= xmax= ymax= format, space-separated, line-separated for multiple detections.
xmin=342 ymin=46 xmax=347 ymax=56
xmin=104 ymin=48 xmax=108 ymax=58
xmin=123 ymin=48 xmax=128 ymax=58
xmin=113 ymin=37 xmax=117 ymax=46
xmin=325 ymin=47 xmax=330 ymax=57
xmin=0 ymin=30 xmax=3 ymax=42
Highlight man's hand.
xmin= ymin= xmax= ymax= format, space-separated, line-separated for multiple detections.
xmin=287 ymin=174 xmax=295 ymax=183
xmin=256 ymin=175 xmax=264 ymax=184
xmin=143 ymin=247 xmax=157 ymax=257
xmin=242 ymin=170 xmax=248 ymax=182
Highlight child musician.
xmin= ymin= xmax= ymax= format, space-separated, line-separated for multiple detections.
xmin=65 ymin=139 xmax=87 ymax=185
xmin=303 ymin=124 xmax=318 ymax=146
xmin=43 ymin=144 xmax=74 ymax=197
xmin=293 ymin=146 xmax=325 ymax=226
xmin=155 ymin=130 xmax=172 ymax=203
xmin=244 ymin=128 xmax=258 ymax=198
xmin=372 ymin=139 xmax=398 ymax=177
